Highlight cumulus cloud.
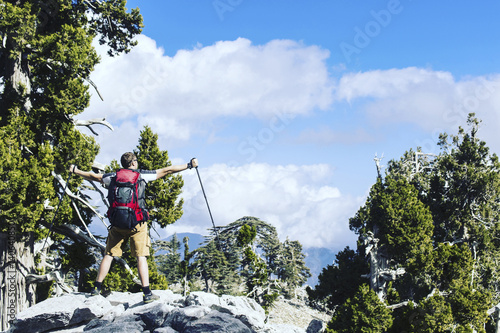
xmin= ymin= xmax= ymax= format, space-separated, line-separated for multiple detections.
xmin=335 ymin=67 xmax=500 ymax=135
xmin=83 ymin=35 xmax=334 ymax=145
xmin=166 ymin=163 xmax=361 ymax=250
xmin=83 ymin=35 xmax=500 ymax=158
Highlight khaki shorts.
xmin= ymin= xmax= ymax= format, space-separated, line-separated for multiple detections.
xmin=105 ymin=222 xmax=151 ymax=257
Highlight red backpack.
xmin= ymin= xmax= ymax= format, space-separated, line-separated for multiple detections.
xmin=107 ymin=169 xmax=149 ymax=229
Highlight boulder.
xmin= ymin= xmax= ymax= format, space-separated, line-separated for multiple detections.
xmin=183 ymin=310 xmax=252 ymax=333
xmin=4 ymin=291 xmax=320 ymax=333
xmin=306 ymin=319 xmax=326 ymax=333
xmin=6 ymin=293 xmax=112 ymax=333
xmin=164 ymin=305 xmax=212 ymax=331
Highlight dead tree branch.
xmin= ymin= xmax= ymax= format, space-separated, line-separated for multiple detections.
xmin=52 ymin=171 xmax=108 ymax=229
xmin=73 ymin=117 xmax=113 ymax=135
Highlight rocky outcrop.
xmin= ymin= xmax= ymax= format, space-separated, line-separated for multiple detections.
xmin=3 ymin=291 xmax=327 ymax=333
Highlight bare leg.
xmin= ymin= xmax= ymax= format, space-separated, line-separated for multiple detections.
xmin=96 ymin=254 xmax=114 ymax=283
xmin=137 ymin=256 xmax=149 ymax=287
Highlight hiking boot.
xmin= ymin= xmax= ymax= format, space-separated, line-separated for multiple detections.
xmin=143 ymin=292 xmax=160 ymax=303
xmin=101 ymin=288 xmax=112 ymax=297
xmin=90 ymin=287 xmax=101 ymax=296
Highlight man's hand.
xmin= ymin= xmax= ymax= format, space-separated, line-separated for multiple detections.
xmin=189 ymin=158 xmax=199 ymax=169
xmin=68 ymin=164 xmax=103 ymax=182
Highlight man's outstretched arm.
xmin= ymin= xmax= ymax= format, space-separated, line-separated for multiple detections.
xmin=69 ymin=164 xmax=103 ymax=183
xmin=156 ymin=158 xmax=198 ymax=180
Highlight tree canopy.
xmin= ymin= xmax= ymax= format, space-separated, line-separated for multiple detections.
xmin=310 ymin=114 xmax=500 ymax=332
xmin=0 ymin=1 xmax=142 ymax=327
xmin=156 ymin=216 xmax=312 ymax=311
xmin=0 ymin=0 xmax=142 ymax=234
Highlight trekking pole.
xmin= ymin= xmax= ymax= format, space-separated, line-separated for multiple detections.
xmin=41 ymin=165 xmax=75 ymax=253
xmin=193 ymin=161 xmax=221 ymax=249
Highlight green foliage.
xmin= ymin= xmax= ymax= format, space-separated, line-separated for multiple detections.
xmin=431 ymin=243 xmax=473 ymax=291
xmin=146 ymin=247 xmax=169 ymax=291
xmin=159 ymin=220 xmax=308 ymax=302
xmin=277 ymin=238 xmax=311 ymax=297
xmin=370 ymin=175 xmax=434 ymax=270
xmin=134 ymin=126 xmax=184 ymax=227
xmin=192 ymin=240 xmax=232 ymax=294
xmin=160 ymin=217 xmax=310 ymax=310
xmin=155 ymin=234 xmax=182 ymax=284
xmin=237 ymin=224 xmax=257 ymax=247
xmin=307 ymin=246 xmax=368 ymax=310
xmin=0 ymin=0 xmax=142 ymax=309
xmin=326 ymin=284 xmax=393 ymax=333
xmin=395 ymin=297 xmax=454 ymax=333
xmin=0 ymin=0 xmax=142 ymax=237
xmin=315 ymin=114 xmax=500 ymax=331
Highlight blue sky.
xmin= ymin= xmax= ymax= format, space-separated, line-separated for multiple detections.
xmin=80 ymin=1 xmax=500 ymax=252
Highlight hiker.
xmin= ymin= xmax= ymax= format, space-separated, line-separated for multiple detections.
xmin=69 ymin=152 xmax=198 ymax=303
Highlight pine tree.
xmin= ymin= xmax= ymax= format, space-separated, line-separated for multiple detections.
xmin=306 ymin=246 xmax=367 ymax=311
xmin=312 ymin=114 xmax=500 ymax=331
xmin=276 ymin=238 xmax=311 ymax=298
xmin=0 ymin=1 xmax=142 ymax=328
xmin=326 ymin=284 xmax=393 ymax=333
xmin=191 ymin=240 xmax=230 ymax=294
xmin=179 ymin=236 xmax=195 ymax=296
xmin=189 ymin=216 xmax=311 ymax=308
xmin=156 ymin=233 xmax=182 ymax=284
xmin=134 ymin=126 xmax=184 ymax=227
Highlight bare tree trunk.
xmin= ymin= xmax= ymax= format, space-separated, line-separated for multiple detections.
xmin=0 ymin=20 xmax=36 ymax=329
xmin=182 ymin=275 xmax=189 ymax=297
xmin=0 ymin=38 xmax=32 ymax=122
xmin=496 ymin=310 xmax=500 ymax=333
xmin=0 ymin=230 xmax=37 ymax=331
xmin=0 ymin=28 xmax=37 ymax=328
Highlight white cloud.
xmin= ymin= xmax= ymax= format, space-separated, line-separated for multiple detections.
xmin=171 ymin=163 xmax=361 ymax=250
xmin=335 ymin=68 xmax=500 ymax=134
xmin=82 ymin=35 xmax=334 ymax=146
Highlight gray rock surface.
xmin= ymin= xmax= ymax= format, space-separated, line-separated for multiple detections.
xmin=4 ymin=290 xmax=327 ymax=333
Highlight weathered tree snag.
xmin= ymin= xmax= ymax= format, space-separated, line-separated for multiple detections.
xmin=73 ymin=117 xmax=114 ymax=135
xmin=360 ymin=231 xmax=405 ymax=302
